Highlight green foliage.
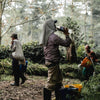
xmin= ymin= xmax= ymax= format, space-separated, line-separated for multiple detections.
xmin=23 ymin=42 xmax=44 ymax=63
xmin=0 ymin=58 xmax=79 ymax=78
xmin=0 ymin=58 xmax=12 ymax=75
xmin=81 ymin=65 xmax=100 ymax=95
xmin=77 ymin=45 xmax=85 ymax=59
xmin=0 ymin=75 xmax=13 ymax=81
xmin=0 ymin=45 xmax=10 ymax=59
xmin=93 ymin=50 xmax=100 ymax=59
xmin=82 ymin=74 xmax=100 ymax=95
xmin=0 ymin=42 xmax=66 ymax=64
xmin=63 ymin=17 xmax=85 ymax=48
xmin=0 ymin=42 xmax=44 ymax=63
xmin=0 ymin=58 xmax=47 ymax=76
xmin=26 ymin=62 xmax=48 ymax=76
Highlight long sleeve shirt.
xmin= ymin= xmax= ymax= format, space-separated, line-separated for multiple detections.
xmin=11 ymin=39 xmax=25 ymax=61
xmin=44 ymin=33 xmax=72 ymax=63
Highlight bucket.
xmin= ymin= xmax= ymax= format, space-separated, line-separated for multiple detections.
xmin=64 ymin=84 xmax=82 ymax=92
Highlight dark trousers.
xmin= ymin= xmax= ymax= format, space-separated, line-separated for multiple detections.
xmin=12 ymin=58 xmax=26 ymax=85
xmin=43 ymin=84 xmax=62 ymax=100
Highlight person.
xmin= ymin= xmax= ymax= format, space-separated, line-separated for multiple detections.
xmin=10 ymin=33 xmax=26 ymax=86
xmin=79 ymin=45 xmax=97 ymax=80
xmin=41 ymin=19 xmax=72 ymax=100
xmin=85 ymin=45 xmax=98 ymax=63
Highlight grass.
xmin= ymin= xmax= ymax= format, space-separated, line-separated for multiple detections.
xmin=0 ymin=74 xmax=13 ymax=81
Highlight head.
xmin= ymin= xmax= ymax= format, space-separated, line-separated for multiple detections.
xmin=85 ymin=45 xmax=91 ymax=53
xmin=43 ymin=19 xmax=57 ymax=32
xmin=41 ymin=19 xmax=57 ymax=46
xmin=11 ymin=33 xmax=18 ymax=40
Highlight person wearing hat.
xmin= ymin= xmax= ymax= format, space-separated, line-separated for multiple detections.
xmin=10 ymin=33 xmax=26 ymax=86
xmin=41 ymin=19 xmax=72 ymax=100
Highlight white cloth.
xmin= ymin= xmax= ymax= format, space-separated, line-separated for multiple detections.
xmin=40 ymin=19 xmax=57 ymax=46
xmin=11 ymin=39 xmax=25 ymax=60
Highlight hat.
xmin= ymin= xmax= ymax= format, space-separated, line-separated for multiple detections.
xmin=11 ymin=33 xmax=18 ymax=39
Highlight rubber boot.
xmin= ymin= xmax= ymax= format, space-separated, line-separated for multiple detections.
xmin=55 ymin=89 xmax=61 ymax=100
xmin=55 ymin=83 xmax=62 ymax=100
xmin=43 ymin=88 xmax=51 ymax=100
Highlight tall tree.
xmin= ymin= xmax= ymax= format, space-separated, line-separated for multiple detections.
xmin=0 ymin=0 xmax=6 ymax=44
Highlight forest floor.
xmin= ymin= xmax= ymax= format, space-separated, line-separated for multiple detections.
xmin=0 ymin=75 xmax=81 ymax=100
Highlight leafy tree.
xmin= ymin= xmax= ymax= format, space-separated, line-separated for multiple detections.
xmin=64 ymin=17 xmax=84 ymax=48
xmin=0 ymin=0 xmax=6 ymax=44
xmin=1 ymin=0 xmax=62 ymax=45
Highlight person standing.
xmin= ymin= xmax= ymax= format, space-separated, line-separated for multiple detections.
xmin=10 ymin=33 xmax=26 ymax=86
xmin=41 ymin=19 xmax=72 ymax=100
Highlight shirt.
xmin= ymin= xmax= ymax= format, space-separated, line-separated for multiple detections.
xmin=44 ymin=33 xmax=72 ymax=63
xmin=11 ymin=39 xmax=25 ymax=61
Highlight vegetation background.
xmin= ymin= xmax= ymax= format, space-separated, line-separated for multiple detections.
xmin=0 ymin=0 xmax=100 ymax=100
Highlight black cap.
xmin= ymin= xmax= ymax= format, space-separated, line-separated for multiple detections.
xmin=11 ymin=33 xmax=18 ymax=39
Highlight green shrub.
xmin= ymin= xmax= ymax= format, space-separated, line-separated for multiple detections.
xmin=26 ymin=62 xmax=48 ymax=76
xmin=0 ymin=58 xmax=47 ymax=76
xmin=0 ymin=58 xmax=12 ymax=75
xmin=82 ymin=74 xmax=100 ymax=95
xmin=0 ymin=58 xmax=79 ymax=78
xmin=0 ymin=45 xmax=11 ymax=59
xmin=23 ymin=42 xmax=44 ymax=63
xmin=0 ymin=42 xmax=44 ymax=63
xmin=77 ymin=45 xmax=85 ymax=60
xmin=81 ymin=64 xmax=100 ymax=95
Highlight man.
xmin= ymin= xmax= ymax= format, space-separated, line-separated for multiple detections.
xmin=11 ymin=33 xmax=26 ymax=86
xmin=41 ymin=19 xmax=72 ymax=100
xmin=85 ymin=45 xmax=98 ymax=63
xmin=79 ymin=45 xmax=98 ymax=80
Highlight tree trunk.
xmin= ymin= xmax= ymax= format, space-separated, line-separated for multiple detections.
xmin=66 ymin=42 xmax=77 ymax=63
xmin=0 ymin=1 xmax=2 ymax=45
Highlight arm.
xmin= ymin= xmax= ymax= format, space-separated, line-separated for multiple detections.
xmin=11 ymin=41 xmax=16 ymax=52
xmin=54 ymin=34 xmax=72 ymax=47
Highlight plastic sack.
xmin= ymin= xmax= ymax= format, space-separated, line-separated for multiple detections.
xmin=81 ymin=57 xmax=92 ymax=68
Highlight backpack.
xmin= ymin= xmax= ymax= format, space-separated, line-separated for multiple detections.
xmin=19 ymin=61 xmax=28 ymax=72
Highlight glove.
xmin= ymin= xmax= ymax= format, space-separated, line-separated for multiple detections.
xmin=78 ymin=64 xmax=81 ymax=69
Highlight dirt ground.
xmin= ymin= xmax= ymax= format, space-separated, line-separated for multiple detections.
xmin=0 ymin=75 xmax=81 ymax=100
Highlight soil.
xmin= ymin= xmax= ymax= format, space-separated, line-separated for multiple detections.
xmin=0 ymin=75 xmax=81 ymax=100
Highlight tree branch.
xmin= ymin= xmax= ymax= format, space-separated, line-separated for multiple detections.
xmin=1 ymin=25 xmax=12 ymax=37
xmin=7 ymin=0 xmax=23 ymax=4
xmin=1 ymin=2 xmax=58 ymax=37
xmin=1 ymin=15 xmax=44 ymax=37
xmin=2 ymin=0 xmax=6 ymax=14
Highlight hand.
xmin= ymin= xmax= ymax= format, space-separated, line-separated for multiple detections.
xmin=63 ymin=28 xmax=69 ymax=36
xmin=11 ymin=40 xmax=14 ymax=45
xmin=78 ymin=64 xmax=81 ymax=68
